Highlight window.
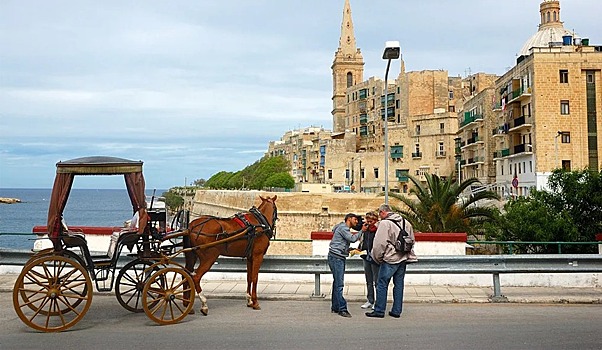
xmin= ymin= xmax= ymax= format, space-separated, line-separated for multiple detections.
xmin=587 ymin=73 xmax=594 ymax=83
xmin=415 ymin=125 xmax=420 ymax=135
xmin=449 ymin=90 xmax=454 ymax=99
xmin=328 ymin=170 xmax=332 ymax=179
xmin=560 ymin=100 xmax=570 ymax=115
xmin=374 ymin=168 xmax=379 ymax=179
xmin=449 ymin=105 xmax=455 ymax=112
xmin=562 ymin=160 xmax=571 ymax=171
xmin=346 ymin=72 xmax=353 ymax=88
xmin=529 ymin=161 xmax=533 ymax=173
xmin=360 ymin=168 xmax=365 ymax=179
xmin=345 ymin=169 xmax=349 ymax=179
xmin=559 ymin=70 xmax=568 ymax=83
xmin=440 ymin=123 xmax=445 ymax=133
xmin=561 ymin=132 xmax=570 ymax=143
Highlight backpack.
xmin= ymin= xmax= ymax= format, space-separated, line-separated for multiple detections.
xmin=386 ymin=218 xmax=414 ymax=253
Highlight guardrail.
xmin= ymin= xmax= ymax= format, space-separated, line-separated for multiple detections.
xmin=2 ymin=250 xmax=601 ymax=302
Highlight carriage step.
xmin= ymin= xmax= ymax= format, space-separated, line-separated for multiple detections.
xmin=96 ymin=286 xmax=112 ymax=292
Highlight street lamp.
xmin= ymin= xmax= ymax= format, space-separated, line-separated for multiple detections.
xmin=382 ymin=41 xmax=401 ymax=205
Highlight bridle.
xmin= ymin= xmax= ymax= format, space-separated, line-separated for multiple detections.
xmin=252 ymin=198 xmax=278 ymax=239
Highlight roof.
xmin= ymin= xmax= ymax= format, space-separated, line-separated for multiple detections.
xmin=56 ymin=156 xmax=143 ymax=175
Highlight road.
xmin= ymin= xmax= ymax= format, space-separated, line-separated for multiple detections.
xmin=1 ymin=293 xmax=601 ymax=350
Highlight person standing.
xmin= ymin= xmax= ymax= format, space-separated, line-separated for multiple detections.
xmin=328 ymin=213 xmax=361 ymax=318
xmin=365 ymin=204 xmax=415 ymax=319
xmin=359 ymin=211 xmax=379 ymax=310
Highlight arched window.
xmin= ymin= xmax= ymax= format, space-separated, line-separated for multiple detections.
xmin=553 ymin=11 xmax=557 ymax=21
xmin=346 ymin=72 xmax=353 ymax=88
xmin=546 ymin=12 xmax=550 ymax=23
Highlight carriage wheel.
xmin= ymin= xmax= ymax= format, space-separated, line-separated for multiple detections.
xmin=18 ymin=250 xmax=89 ymax=315
xmin=13 ymin=255 xmax=93 ymax=332
xmin=115 ymin=259 xmax=161 ymax=313
xmin=142 ymin=267 xmax=195 ymax=325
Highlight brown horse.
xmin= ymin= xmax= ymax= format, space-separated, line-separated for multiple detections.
xmin=183 ymin=195 xmax=277 ymax=314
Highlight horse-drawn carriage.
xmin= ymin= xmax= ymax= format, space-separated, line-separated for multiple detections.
xmin=12 ymin=156 xmax=277 ymax=332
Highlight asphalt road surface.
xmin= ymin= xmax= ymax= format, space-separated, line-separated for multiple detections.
xmin=1 ymin=293 xmax=601 ymax=350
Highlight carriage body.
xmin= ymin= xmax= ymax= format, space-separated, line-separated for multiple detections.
xmin=12 ymin=156 xmax=195 ymax=332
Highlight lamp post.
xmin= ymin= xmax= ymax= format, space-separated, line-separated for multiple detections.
xmin=382 ymin=41 xmax=401 ymax=205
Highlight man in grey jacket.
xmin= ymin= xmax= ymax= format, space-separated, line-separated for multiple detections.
xmin=365 ymin=204 xmax=415 ymax=318
xmin=328 ymin=213 xmax=361 ymax=318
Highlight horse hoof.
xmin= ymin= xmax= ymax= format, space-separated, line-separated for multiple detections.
xmin=253 ymin=305 xmax=261 ymax=310
xmin=201 ymin=308 xmax=208 ymax=316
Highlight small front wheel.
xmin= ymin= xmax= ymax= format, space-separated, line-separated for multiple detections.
xmin=115 ymin=259 xmax=161 ymax=313
xmin=142 ymin=267 xmax=195 ymax=325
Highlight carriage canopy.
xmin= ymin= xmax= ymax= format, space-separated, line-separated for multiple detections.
xmin=47 ymin=156 xmax=147 ymax=239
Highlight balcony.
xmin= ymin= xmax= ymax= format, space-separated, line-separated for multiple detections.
xmin=435 ymin=150 xmax=446 ymax=158
xmin=508 ymin=86 xmax=532 ymax=104
xmin=513 ymin=143 xmax=532 ymax=155
xmin=508 ymin=115 xmax=533 ymax=133
xmin=459 ymin=114 xmax=483 ymax=129
xmin=493 ymin=148 xmax=510 ymax=159
xmin=359 ymin=114 xmax=368 ymax=125
xmin=492 ymin=123 xmax=509 ymax=137
xmin=396 ymin=175 xmax=409 ymax=182
xmin=390 ymin=145 xmax=403 ymax=159
xmin=358 ymin=101 xmax=367 ymax=113
xmin=412 ymin=152 xmax=422 ymax=159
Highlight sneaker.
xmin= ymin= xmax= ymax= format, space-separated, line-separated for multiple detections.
xmin=360 ymin=301 xmax=373 ymax=309
xmin=338 ymin=310 xmax=352 ymax=318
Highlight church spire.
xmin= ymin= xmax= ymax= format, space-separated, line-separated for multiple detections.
xmin=338 ymin=0 xmax=357 ymax=56
xmin=331 ymin=0 xmax=364 ymax=133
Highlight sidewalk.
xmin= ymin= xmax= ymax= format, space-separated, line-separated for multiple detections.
xmin=1 ymin=274 xmax=600 ymax=304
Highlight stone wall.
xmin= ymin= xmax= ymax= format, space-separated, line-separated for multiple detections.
xmin=190 ymin=190 xmax=393 ymax=256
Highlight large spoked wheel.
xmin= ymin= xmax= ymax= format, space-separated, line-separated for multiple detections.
xmin=13 ymin=255 xmax=93 ymax=332
xmin=142 ymin=267 xmax=195 ymax=325
xmin=18 ymin=250 xmax=89 ymax=315
xmin=115 ymin=259 xmax=161 ymax=313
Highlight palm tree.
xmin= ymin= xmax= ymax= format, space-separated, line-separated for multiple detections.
xmin=389 ymin=173 xmax=500 ymax=234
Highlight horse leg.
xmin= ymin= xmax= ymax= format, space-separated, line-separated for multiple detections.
xmin=249 ymin=252 xmax=266 ymax=310
xmin=246 ymin=258 xmax=253 ymax=307
xmin=182 ymin=243 xmax=197 ymax=314
xmin=193 ymin=250 xmax=219 ymax=316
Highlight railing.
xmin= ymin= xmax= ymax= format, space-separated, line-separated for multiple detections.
xmin=467 ymin=241 xmax=600 ymax=254
xmin=1 ymin=250 xmax=601 ymax=301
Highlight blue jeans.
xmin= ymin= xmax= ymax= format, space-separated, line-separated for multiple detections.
xmin=363 ymin=259 xmax=380 ymax=304
xmin=328 ymin=254 xmax=347 ymax=312
xmin=374 ymin=261 xmax=407 ymax=316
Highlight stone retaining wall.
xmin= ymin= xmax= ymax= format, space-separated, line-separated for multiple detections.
xmin=190 ymin=190 xmax=392 ymax=255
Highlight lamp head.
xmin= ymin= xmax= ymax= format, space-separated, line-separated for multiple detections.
xmin=382 ymin=41 xmax=401 ymax=60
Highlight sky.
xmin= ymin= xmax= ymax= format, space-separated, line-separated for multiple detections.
xmin=0 ymin=0 xmax=599 ymax=189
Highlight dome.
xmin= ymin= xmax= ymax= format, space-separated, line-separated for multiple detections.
xmin=518 ymin=26 xmax=573 ymax=56
xmin=518 ymin=0 xmax=575 ymax=57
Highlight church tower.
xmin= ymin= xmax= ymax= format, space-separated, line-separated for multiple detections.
xmin=331 ymin=0 xmax=364 ymax=133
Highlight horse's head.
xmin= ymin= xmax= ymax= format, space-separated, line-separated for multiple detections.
xmin=257 ymin=195 xmax=278 ymax=238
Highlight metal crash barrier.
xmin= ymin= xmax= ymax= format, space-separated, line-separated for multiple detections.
xmin=2 ymin=250 xmax=602 ymax=301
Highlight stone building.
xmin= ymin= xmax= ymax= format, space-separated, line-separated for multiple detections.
xmin=491 ymin=0 xmax=602 ymax=197
xmin=266 ymin=0 xmax=600 ymax=198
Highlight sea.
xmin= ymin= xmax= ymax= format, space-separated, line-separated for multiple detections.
xmin=0 ymin=188 xmax=165 ymax=250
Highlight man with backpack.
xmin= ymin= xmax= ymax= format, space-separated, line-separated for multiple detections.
xmin=365 ymin=204 xmax=415 ymax=319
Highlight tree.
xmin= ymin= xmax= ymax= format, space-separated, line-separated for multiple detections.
xmin=248 ymin=156 xmax=290 ymax=190
xmin=162 ymin=191 xmax=184 ymax=211
xmin=205 ymin=171 xmax=234 ymax=189
xmin=483 ymin=197 xmax=579 ymax=253
xmin=484 ymin=168 xmax=602 ymax=253
xmin=263 ymin=172 xmax=295 ymax=189
xmin=192 ymin=178 xmax=206 ymax=187
xmin=389 ymin=173 xmax=500 ymax=234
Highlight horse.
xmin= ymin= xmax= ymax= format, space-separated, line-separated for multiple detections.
xmin=183 ymin=195 xmax=278 ymax=315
